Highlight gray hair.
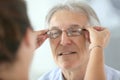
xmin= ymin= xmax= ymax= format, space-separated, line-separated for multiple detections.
xmin=45 ymin=1 xmax=100 ymax=27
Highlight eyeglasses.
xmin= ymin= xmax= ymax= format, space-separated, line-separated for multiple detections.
xmin=47 ymin=26 xmax=85 ymax=39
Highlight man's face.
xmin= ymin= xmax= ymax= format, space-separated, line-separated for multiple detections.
xmin=49 ymin=10 xmax=90 ymax=70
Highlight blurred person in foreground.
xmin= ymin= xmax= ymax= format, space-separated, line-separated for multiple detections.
xmin=38 ymin=1 xmax=120 ymax=80
xmin=0 ymin=0 xmax=47 ymax=80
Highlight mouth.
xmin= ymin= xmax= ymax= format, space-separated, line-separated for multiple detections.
xmin=58 ymin=51 xmax=77 ymax=56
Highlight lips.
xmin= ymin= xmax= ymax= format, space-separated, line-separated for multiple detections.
xmin=58 ymin=51 xmax=77 ymax=56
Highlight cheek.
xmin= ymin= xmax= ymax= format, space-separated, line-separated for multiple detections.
xmin=76 ymin=37 xmax=89 ymax=56
xmin=75 ymin=37 xmax=89 ymax=61
xmin=74 ymin=36 xmax=89 ymax=54
xmin=50 ymin=39 xmax=60 ymax=64
xmin=74 ymin=37 xmax=86 ymax=49
xmin=50 ymin=39 xmax=59 ymax=55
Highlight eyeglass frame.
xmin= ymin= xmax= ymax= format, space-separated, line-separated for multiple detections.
xmin=47 ymin=25 xmax=86 ymax=39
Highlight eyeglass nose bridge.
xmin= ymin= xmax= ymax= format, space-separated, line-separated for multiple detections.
xmin=59 ymin=29 xmax=72 ymax=37
xmin=61 ymin=30 xmax=67 ymax=36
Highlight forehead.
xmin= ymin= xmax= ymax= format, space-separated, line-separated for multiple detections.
xmin=49 ymin=10 xmax=88 ymax=29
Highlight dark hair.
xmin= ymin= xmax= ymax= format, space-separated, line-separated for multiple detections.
xmin=0 ymin=0 xmax=32 ymax=63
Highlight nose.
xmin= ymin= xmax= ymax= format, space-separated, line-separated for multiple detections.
xmin=60 ymin=31 xmax=72 ymax=46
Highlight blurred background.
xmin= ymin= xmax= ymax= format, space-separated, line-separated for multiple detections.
xmin=25 ymin=0 xmax=120 ymax=80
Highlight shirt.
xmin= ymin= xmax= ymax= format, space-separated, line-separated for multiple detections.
xmin=38 ymin=66 xmax=120 ymax=80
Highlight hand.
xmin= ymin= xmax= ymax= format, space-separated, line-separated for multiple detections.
xmin=34 ymin=29 xmax=48 ymax=49
xmin=85 ymin=26 xmax=110 ymax=49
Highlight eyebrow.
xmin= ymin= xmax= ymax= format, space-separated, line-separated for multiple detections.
xmin=69 ymin=24 xmax=83 ymax=28
xmin=49 ymin=26 xmax=59 ymax=30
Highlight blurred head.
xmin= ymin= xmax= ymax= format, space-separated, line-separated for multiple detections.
xmin=46 ymin=1 xmax=100 ymax=71
xmin=0 ymin=0 xmax=36 ymax=79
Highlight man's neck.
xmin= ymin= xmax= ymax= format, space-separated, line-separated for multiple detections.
xmin=62 ymin=66 xmax=87 ymax=80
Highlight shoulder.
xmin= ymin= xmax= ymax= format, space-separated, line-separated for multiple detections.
xmin=105 ymin=65 xmax=120 ymax=80
xmin=37 ymin=67 xmax=62 ymax=80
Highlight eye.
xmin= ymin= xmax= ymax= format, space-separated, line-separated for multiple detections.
xmin=47 ymin=29 xmax=62 ymax=39
xmin=67 ymin=28 xmax=83 ymax=36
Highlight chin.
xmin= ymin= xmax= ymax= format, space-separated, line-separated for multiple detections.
xmin=60 ymin=63 xmax=77 ymax=71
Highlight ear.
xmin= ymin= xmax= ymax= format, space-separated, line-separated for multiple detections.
xmin=23 ymin=28 xmax=33 ymax=47
xmin=84 ymin=30 xmax=90 ymax=43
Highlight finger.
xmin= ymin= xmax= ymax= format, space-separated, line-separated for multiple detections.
xmin=35 ymin=29 xmax=48 ymax=49
xmin=37 ymin=34 xmax=48 ymax=39
xmin=84 ymin=26 xmax=93 ymax=31
xmin=85 ymin=26 xmax=104 ymax=32
xmin=35 ymin=29 xmax=48 ymax=35
xmin=36 ymin=35 xmax=48 ymax=48
xmin=103 ymin=28 xmax=110 ymax=39
xmin=93 ymin=26 xmax=104 ymax=31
